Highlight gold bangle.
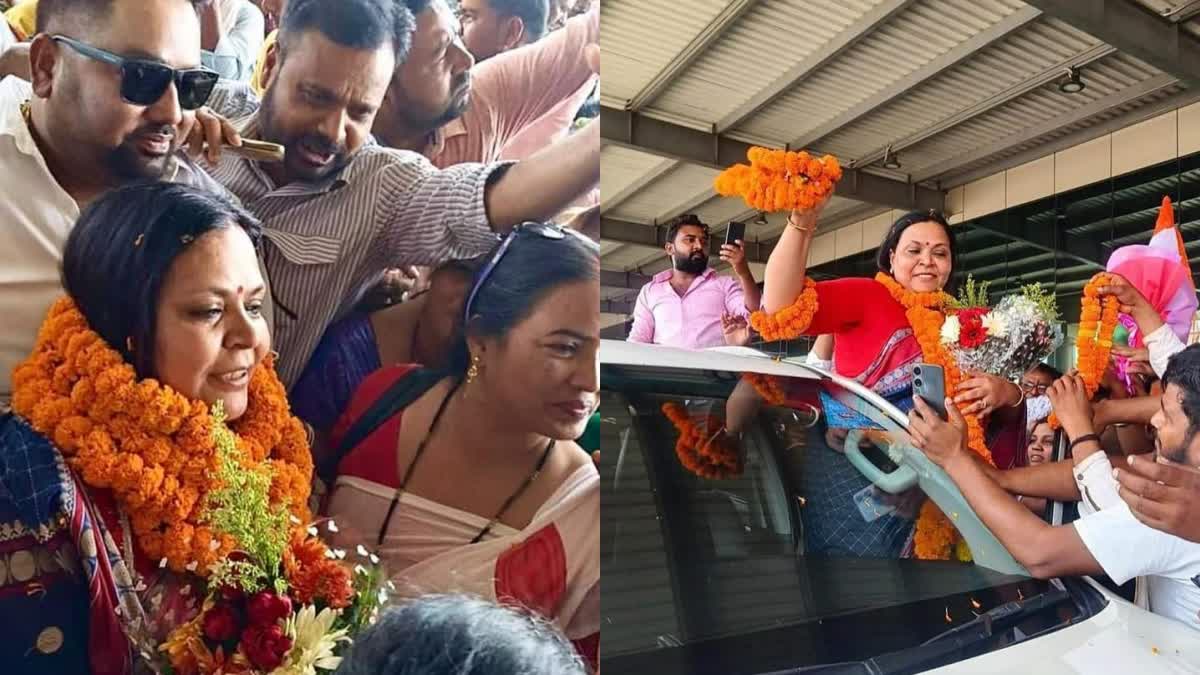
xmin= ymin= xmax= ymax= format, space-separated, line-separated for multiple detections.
xmin=787 ymin=218 xmax=815 ymax=234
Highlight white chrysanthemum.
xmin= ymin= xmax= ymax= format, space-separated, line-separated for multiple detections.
xmin=981 ymin=312 xmax=1008 ymax=338
xmin=270 ymin=605 xmax=350 ymax=675
xmin=940 ymin=316 xmax=961 ymax=344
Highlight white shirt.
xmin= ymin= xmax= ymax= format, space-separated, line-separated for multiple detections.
xmin=1143 ymin=323 xmax=1187 ymax=379
xmin=1073 ymin=451 xmax=1121 ymax=517
xmin=0 ymin=78 xmax=81 ymax=403
xmin=1074 ymin=500 xmax=1200 ymax=630
xmin=0 ymin=79 xmax=230 ymax=403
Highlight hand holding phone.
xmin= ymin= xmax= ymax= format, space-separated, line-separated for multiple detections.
xmin=912 ymin=363 xmax=948 ymax=420
xmin=724 ymin=221 xmax=746 ymax=247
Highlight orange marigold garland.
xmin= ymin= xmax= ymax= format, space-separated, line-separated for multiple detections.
xmin=743 ymin=373 xmax=787 ymax=406
xmin=1049 ymin=273 xmax=1120 ymax=429
xmin=875 ymin=273 xmax=995 ymax=561
xmin=10 ymin=297 xmax=312 ymax=574
xmin=750 ymin=278 xmax=819 ymax=342
xmin=661 ymin=402 xmax=743 ymax=479
xmin=715 ymin=147 xmax=844 ymax=213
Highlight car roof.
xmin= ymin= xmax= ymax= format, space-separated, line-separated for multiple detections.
xmin=601 ymin=339 xmax=818 ymax=378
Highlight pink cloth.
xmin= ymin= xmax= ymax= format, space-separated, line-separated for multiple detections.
xmin=426 ymin=7 xmax=599 ymax=167
xmin=628 ymin=268 xmax=749 ymax=349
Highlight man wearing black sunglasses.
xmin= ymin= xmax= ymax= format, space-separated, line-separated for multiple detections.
xmin=0 ymin=0 xmax=235 ymax=403
xmin=199 ymin=0 xmax=599 ymax=386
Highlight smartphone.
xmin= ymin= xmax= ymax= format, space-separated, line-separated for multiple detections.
xmin=912 ymin=363 xmax=948 ymax=420
xmin=225 ymin=138 xmax=286 ymax=163
xmin=725 ymin=221 xmax=746 ymax=247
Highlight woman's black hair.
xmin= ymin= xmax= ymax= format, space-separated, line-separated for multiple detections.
xmin=61 ymin=182 xmax=262 ymax=379
xmin=874 ymin=209 xmax=957 ymax=290
xmin=334 ymin=594 xmax=587 ymax=675
xmin=450 ymin=224 xmax=599 ymax=373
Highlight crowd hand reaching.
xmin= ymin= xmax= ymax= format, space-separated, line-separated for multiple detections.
xmin=907 ymin=395 xmax=968 ymax=469
xmin=181 ymin=107 xmax=243 ymax=165
xmin=1115 ymin=454 xmax=1200 ymax=544
xmin=953 ymin=370 xmax=1022 ymax=417
xmin=1045 ymin=374 xmax=1095 ymax=439
xmin=721 ymin=312 xmax=751 ymax=346
xmin=719 ymin=240 xmax=750 ymax=275
xmin=1097 ymin=273 xmax=1161 ymax=331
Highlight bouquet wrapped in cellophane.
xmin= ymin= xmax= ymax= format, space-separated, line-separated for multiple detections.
xmin=938 ymin=277 xmax=1063 ymax=380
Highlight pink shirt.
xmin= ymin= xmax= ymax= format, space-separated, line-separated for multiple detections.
xmin=628 ymin=268 xmax=749 ymax=349
xmin=425 ymin=6 xmax=599 ymax=168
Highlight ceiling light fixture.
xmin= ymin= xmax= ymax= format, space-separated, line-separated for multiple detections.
xmin=752 ymin=211 xmax=769 ymax=226
xmin=1059 ymin=66 xmax=1085 ymax=94
xmin=882 ymin=145 xmax=902 ymax=170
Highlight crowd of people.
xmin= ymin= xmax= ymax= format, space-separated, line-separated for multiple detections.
xmin=630 ymin=195 xmax=1200 ymax=632
xmin=0 ymin=0 xmax=599 ymax=672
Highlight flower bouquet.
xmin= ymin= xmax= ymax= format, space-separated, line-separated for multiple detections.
xmin=153 ymin=404 xmax=390 ymax=675
xmin=714 ymin=147 xmax=843 ymax=213
xmin=937 ymin=277 xmax=1063 ymax=380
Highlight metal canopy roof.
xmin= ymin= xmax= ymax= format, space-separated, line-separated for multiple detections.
xmin=601 ymin=0 xmax=1200 ymax=327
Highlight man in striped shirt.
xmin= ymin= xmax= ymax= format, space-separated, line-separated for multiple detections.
xmin=204 ymin=0 xmax=599 ymax=387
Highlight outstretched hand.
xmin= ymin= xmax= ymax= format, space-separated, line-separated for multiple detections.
xmin=908 ymin=395 xmax=968 ymax=469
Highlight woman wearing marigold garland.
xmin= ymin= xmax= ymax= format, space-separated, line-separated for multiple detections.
xmin=759 ymin=200 xmax=1030 ymax=560
xmin=0 ymin=184 xmax=339 ymax=674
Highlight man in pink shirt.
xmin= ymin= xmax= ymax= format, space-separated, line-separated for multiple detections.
xmin=459 ymin=0 xmax=547 ymax=61
xmin=373 ymin=0 xmax=597 ymax=167
xmin=628 ymin=215 xmax=762 ymax=350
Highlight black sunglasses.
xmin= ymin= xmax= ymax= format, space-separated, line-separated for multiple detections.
xmin=463 ymin=223 xmax=586 ymax=322
xmin=52 ymin=35 xmax=219 ymax=110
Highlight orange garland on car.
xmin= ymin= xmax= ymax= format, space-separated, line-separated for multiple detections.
xmin=714 ymin=147 xmax=843 ymax=213
xmin=743 ymin=373 xmax=787 ymax=406
xmin=750 ymin=278 xmax=819 ymax=342
xmin=1049 ymin=273 xmax=1120 ymax=429
xmin=9 ymin=297 xmax=314 ymax=574
xmin=661 ymin=402 xmax=743 ymax=479
xmin=874 ymin=273 xmax=995 ymax=561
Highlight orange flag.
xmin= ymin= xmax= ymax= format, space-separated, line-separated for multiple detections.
xmin=1153 ymin=196 xmax=1194 ymax=286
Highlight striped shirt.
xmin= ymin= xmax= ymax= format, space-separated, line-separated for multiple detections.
xmin=204 ymin=110 xmax=509 ymax=387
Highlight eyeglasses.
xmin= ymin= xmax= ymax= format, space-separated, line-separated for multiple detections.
xmin=1020 ymin=381 xmax=1050 ymax=395
xmin=463 ymin=223 xmax=581 ymax=323
xmin=52 ymin=35 xmax=219 ymax=110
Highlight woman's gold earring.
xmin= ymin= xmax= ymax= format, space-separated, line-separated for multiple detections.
xmin=466 ymin=355 xmax=481 ymax=384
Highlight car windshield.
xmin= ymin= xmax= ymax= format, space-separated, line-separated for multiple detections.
xmin=601 ymin=359 xmax=1069 ymax=675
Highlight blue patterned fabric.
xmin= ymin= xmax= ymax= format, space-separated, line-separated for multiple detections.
xmin=0 ymin=415 xmax=72 ymax=540
xmin=290 ymin=312 xmax=382 ymax=435
xmin=0 ymin=414 xmax=90 ymax=674
xmin=819 ymin=389 xmax=914 ymax=431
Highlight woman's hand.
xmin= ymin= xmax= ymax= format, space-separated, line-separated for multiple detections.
xmin=1045 ymin=374 xmax=1095 ymax=441
xmin=953 ymin=370 xmax=1022 ymax=417
xmin=787 ymin=192 xmax=833 ymax=233
xmin=1097 ymin=273 xmax=1162 ymax=333
xmin=908 ymin=395 xmax=967 ymax=469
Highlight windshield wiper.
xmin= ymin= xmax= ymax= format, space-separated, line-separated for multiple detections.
xmin=918 ymin=587 xmax=1069 ymax=648
xmin=784 ymin=588 xmax=1072 ymax=675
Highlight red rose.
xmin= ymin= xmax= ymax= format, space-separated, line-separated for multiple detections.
xmin=241 ymin=623 xmax=293 ymax=671
xmin=246 ymin=591 xmax=292 ymax=626
xmin=202 ymin=605 xmax=242 ymax=643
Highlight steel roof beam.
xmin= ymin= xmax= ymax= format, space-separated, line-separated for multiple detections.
xmin=716 ymin=0 xmax=918 ymax=134
xmin=964 ymin=217 xmax=1107 ymax=270
xmin=601 ymin=105 xmax=943 ymax=211
xmin=1024 ymin=0 xmax=1200 ymax=88
xmin=628 ymin=0 xmax=761 ymax=112
xmin=600 ymin=216 xmax=774 ymax=264
xmin=789 ymin=6 xmax=1043 ymax=151
xmin=912 ymin=73 xmax=1181 ymax=183
xmin=854 ymin=44 xmax=1116 ymax=168
xmin=600 ymin=158 xmax=677 ymax=214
